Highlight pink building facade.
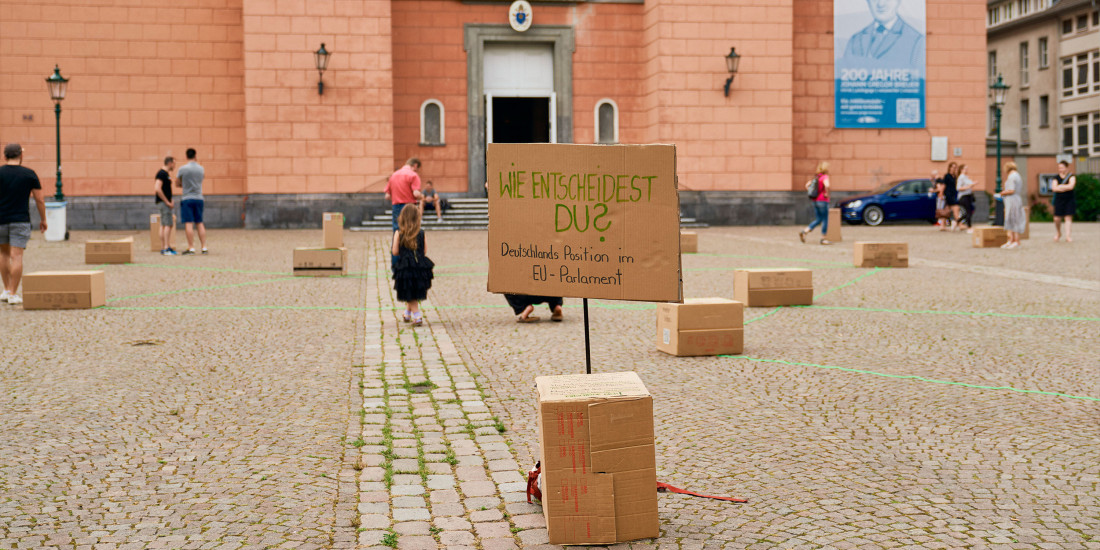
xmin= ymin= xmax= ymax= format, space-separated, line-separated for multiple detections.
xmin=0 ymin=0 xmax=989 ymax=227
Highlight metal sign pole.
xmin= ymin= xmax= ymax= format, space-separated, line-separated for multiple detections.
xmin=583 ymin=298 xmax=592 ymax=374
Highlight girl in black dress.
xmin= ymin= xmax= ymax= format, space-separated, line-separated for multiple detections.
xmin=392 ymin=205 xmax=434 ymax=326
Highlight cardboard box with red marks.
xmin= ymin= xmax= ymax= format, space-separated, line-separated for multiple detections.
xmin=22 ymin=271 xmax=106 ymax=310
xmin=85 ymin=236 xmax=133 ymax=264
xmin=536 ymin=372 xmax=658 ymax=545
xmin=853 ymin=242 xmax=908 ymax=268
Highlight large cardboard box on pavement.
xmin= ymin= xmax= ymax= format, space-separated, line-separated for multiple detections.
xmin=680 ymin=231 xmax=697 ymax=254
xmin=85 ymin=236 xmax=133 ymax=264
xmin=323 ymin=212 xmax=344 ymax=248
xmin=657 ymin=298 xmax=743 ymax=356
xmin=22 ymin=271 xmax=106 ymax=310
xmin=536 ymin=371 xmax=658 ymax=545
xmin=293 ymin=247 xmax=347 ymax=276
xmin=853 ymin=242 xmax=908 ymax=268
xmin=487 ymin=143 xmax=682 ymax=302
xmin=826 ymin=208 xmax=842 ymax=242
xmin=972 ymin=226 xmax=1007 ymax=248
xmin=733 ymin=269 xmax=813 ymax=307
xmin=149 ymin=213 xmax=161 ymax=252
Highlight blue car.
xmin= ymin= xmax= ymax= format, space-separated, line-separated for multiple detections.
xmin=839 ymin=178 xmax=936 ymax=226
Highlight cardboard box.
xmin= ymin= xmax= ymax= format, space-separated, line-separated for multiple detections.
xmin=972 ymin=226 xmax=1008 ymax=248
xmin=680 ymin=231 xmax=697 ymax=254
xmin=1021 ymin=207 xmax=1030 ymax=240
xmin=853 ymin=242 xmax=908 ymax=268
xmin=656 ymin=298 xmax=744 ymax=356
xmin=85 ymin=236 xmax=133 ymax=264
xmin=825 ymin=208 xmax=842 ymax=242
xmin=293 ymin=247 xmax=347 ymax=276
xmin=536 ymin=372 xmax=658 ymax=545
xmin=487 ymin=143 xmax=682 ymax=303
xmin=323 ymin=212 xmax=344 ymax=248
xmin=149 ymin=213 xmax=161 ymax=252
xmin=22 ymin=271 xmax=106 ymax=310
xmin=733 ymin=269 xmax=813 ymax=307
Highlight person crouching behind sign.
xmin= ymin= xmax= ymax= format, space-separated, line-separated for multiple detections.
xmin=506 ymin=294 xmax=564 ymax=323
xmin=392 ymin=206 xmax=434 ymax=327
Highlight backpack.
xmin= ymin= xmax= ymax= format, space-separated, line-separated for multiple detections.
xmin=806 ymin=174 xmax=820 ymax=199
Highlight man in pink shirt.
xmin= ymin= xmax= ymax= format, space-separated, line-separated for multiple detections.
xmin=384 ymin=158 xmax=423 ymax=230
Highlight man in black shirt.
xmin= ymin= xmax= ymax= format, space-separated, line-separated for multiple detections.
xmin=0 ymin=143 xmax=47 ymax=305
xmin=154 ymin=156 xmax=178 ymax=255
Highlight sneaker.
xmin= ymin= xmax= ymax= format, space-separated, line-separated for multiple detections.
xmin=820 ymin=239 xmax=832 ymax=245
xmin=6 ymin=294 xmax=22 ymax=305
xmin=201 ymin=248 xmax=209 ymax=255
xmin=167 ymin=247 xmax=178 ymax=253
xmin=0 ymin=290 xmax=10 ymax=303
xmin=161 ymin=249 xmax=176 ymax=256
xmin=182 ymin=249 xmax=196 ymax=255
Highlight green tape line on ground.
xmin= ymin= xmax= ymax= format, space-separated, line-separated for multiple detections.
xmin=745 ymin=307 xmax=783 ymax=324
xmin=694 ymin=253 xmax=850 ymax=267
xmin=814 ymin=267 xmax=883 ymax=299
xmin=107 ymin=277 xmax=296 ymax=303
xmin=125 ymin=262 xmax=288 ymax=276
xmin=794 ymin=304 xmax=1100 ymax=322
xmin=101 ymin=305 xmax=386 ymax=312
xmin=719 ymin=355 xmax=1100 ymax=402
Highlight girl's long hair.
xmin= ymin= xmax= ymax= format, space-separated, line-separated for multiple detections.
xmin=815 ymin=161 xmax=830 ymax=174
xmin=398 ymin=205 xmax=421 ymax=251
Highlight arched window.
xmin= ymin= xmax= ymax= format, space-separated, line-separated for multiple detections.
xmin=420 ymin=99 xmax=445 ymax=146
xmin=594 ymin=99 xmax=618 ymax=144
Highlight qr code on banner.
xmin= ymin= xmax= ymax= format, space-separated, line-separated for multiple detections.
xmin=896 ymin=99 xmax=921 ymax=124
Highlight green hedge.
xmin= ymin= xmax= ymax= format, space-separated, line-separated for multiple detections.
xmin=1075 ymin=173 xmax=1099 ymax=222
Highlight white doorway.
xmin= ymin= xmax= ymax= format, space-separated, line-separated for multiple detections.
xmin=483 ymin=43 xmax=556 ymax=144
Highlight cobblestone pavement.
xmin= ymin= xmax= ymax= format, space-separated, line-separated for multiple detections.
xmin=2 ymin=224 xmax=1097 ymax=549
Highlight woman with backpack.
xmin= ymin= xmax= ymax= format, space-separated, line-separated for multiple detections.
xmin=799 ymin=161 xmax=832 ymax=245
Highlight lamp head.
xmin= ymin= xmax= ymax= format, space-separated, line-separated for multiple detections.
xmin=46 ymin=65 xmax=69 ymax=103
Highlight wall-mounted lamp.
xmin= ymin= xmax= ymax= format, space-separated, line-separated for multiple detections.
xmin=314 ymin=43 xmax=331 ymax=95
xmin=723 ymin=47 xmax=741 ymax=97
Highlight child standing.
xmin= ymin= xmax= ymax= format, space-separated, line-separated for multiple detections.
xmin=392 ymin=205 xmax=434 ymax=326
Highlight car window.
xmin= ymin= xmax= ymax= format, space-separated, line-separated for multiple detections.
xmin=897 ymin=180 xmax=931 ymax=194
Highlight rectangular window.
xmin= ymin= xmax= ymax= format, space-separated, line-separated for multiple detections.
xmin=1078 ymin=14 xmax=1088 ymax=31
xmin=1020 ymin=42 xmax=1029 ymax=86
xmin=1094 ymin=118 xmax=1100 ymax=152
xmin=1078 ymin=54 xmax=1089 ymax=95
xmin=1040 ymin=95 xmax=1049 ymax=127
xmin=1063 ymin=59 xmax=1073 ymax=96
xmin=989 ymin=51 xmax=998 ymax=83
xmin=1093 ymin=54 xmax=1099 ymax=92
xmin=1093 ymin=10 xmax=1099 ymax=27
xmin=1039 ymin=37 xmax=1049 ymax=69
xmin=1063 ymin=119 xmax=1073 ymax=152
xmin=1063 ymin=19 xmax=1073 ymax=33
xmin=1020 ymin=99 xmax=1030 ymax=145
xmin=1078 ymin=120 xmax=1089 ymax=155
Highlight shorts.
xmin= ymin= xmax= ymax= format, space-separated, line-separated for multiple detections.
xmin=180 ymin=199 xmax=204 ymax=224
xmin=1053 ymin=193 xmax=1076 ymax=217
xmin=158 ymin=202 xmax=175 ymax=226
xmin=0 ymin=222 xmax=32 ymax=248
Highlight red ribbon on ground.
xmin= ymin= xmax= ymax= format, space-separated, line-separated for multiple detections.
xmin=657 ymin=482 xmax=748 ymax=503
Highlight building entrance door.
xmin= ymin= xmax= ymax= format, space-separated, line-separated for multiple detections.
xmin=483 ymin=43 xmax=555 ymax=145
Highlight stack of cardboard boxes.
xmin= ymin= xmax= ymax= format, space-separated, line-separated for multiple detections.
xmin=656 ymin=298 xmax=743 ymax=356
xmin=536 ymin=372 xmax=659 ymax=545
xmin=853 ymin=242 xmax=908 ymax=267
xmin=293 ymin=212 xmax=348 ymax=276
xmin=733 ymin=269 xmax=813 ymax=307
xmin=85 ymin=237 xmax=133 ymax=264
xmin=21 ymin=271 xmax=106 ymax=310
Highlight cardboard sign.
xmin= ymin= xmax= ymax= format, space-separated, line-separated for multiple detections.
xmin=487 ymin=143 xmax=682 ymax=302
xmin=536 ymin=372 xmax=658 ymax=545
xmin=22 ymin=271 xmax=106 ymax=310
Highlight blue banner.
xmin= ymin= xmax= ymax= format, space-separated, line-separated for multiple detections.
xmin=835 ymin=0 xmax=926 ymax=128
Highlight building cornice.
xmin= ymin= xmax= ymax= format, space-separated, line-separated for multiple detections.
xmin=988 ymin=0 xmax=1096 ymax=38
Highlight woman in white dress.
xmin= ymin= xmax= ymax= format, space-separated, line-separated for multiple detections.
xmin=999 ymin=162 xmax=1026 ymax=249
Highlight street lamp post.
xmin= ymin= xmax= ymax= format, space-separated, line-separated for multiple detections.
xmin=990 ymin=74 xmax=1009 ymax=225
xmin=46 ymin=65 xmax=69 ymax=201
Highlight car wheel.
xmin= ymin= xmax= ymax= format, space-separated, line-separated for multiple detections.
xmin=862 ymin=205 xmax=884 ymax=226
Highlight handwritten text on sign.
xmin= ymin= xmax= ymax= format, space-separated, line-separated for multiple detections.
xmin=487 ymin=144 xmax=682 ymax=302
